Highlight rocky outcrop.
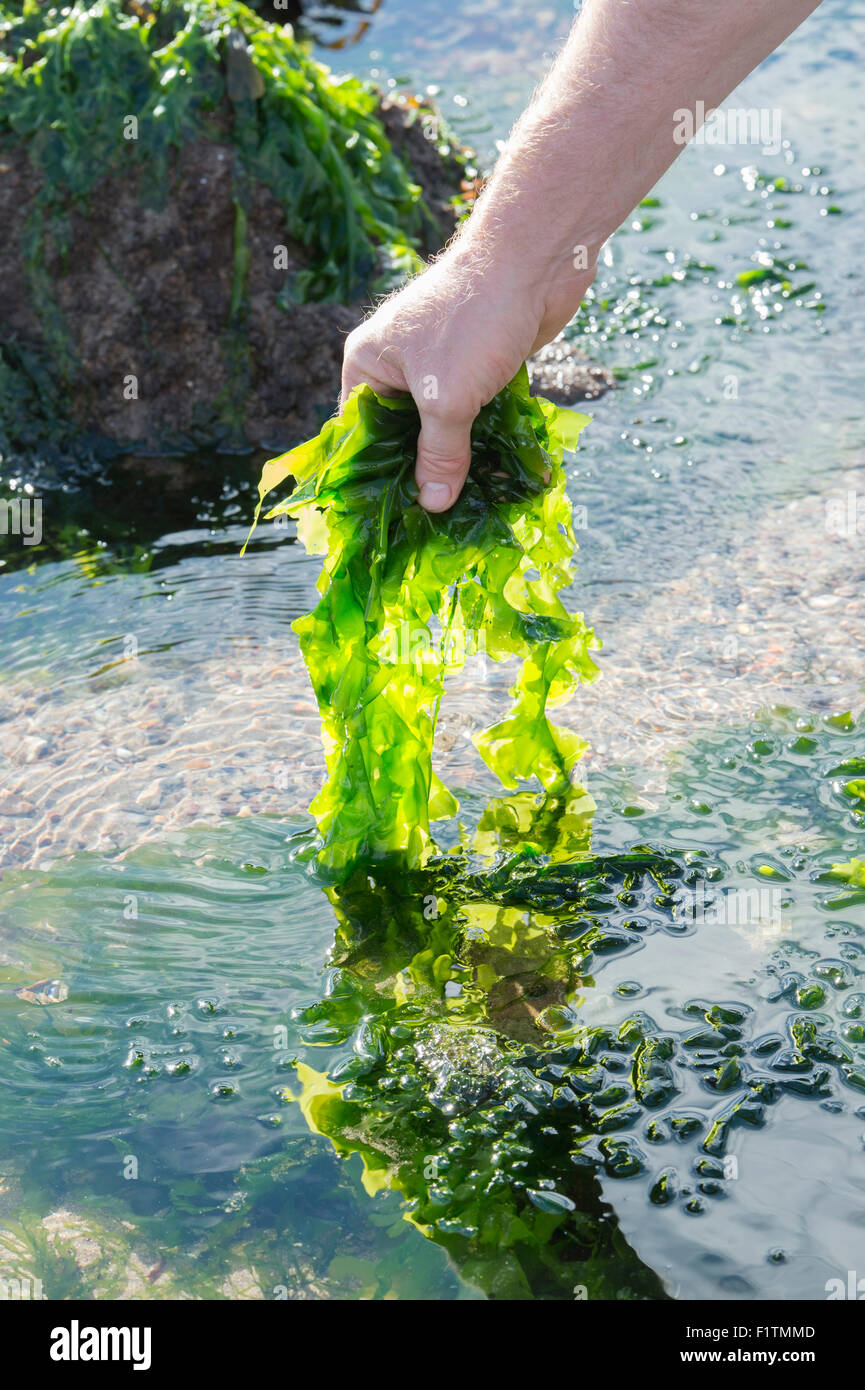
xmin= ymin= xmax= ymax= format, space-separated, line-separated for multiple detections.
xmin=0 ymin=1 xmax=610 ymax=460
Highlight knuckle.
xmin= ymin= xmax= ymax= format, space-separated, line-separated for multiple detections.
xmin=416 ymin=386 xmax=477 ymax=424
xmin=417 ymin=457 xmax=467 ymax=485
xmin=419 ymin=450 xmax=470 ymax=483
xmin=343 ymin=327 xmax=371 ymax=364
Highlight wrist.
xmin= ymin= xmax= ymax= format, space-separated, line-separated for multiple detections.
xmin=439 ymin=219 xmax=598 ymax=356
xmin=444 ymin=216 xmax=599 ymax=307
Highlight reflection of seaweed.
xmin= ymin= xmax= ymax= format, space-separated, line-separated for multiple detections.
xmin=286 ymin=706 xmax=865 ymax=1298
xmin=286 ymin=787 xmax=678 ymax=1298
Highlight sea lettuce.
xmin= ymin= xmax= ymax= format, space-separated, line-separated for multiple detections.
xmin=245 ymin=366 xmax=599 ymax=880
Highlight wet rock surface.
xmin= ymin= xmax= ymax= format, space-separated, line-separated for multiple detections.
xmin=528 ymin=337 xmax=615 ymax=404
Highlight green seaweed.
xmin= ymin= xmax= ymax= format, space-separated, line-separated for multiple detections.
xmin=244 ymin=365 xmax=599 ymax=881
xmin=0 ymin=0 xmax=429 ymax=301
xmin=282 ymin=789 xmax=676 ymax=1299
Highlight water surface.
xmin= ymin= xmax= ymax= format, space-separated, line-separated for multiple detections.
xmin=0 ymin=0 xmax=863 ymax=1300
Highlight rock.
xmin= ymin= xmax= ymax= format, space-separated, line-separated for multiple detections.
xmin=18 ymin=736 xmax=48 ymax=764
xmin=15 ymin=979 xmax=69 ymax=1006
xmin=220 ymin=1266 xmax=265 ymax=1300
xmin=528 ymin=337 xmax=615 ymax=404
xmin=0 ymin=102 xmax=457 ymax=454
xmin=39 ymin=1207 xmax=179 ymax=1298
xmin=0 ymin=1220 xmax=42 ymax=1298
xmin=0 ymin=11 xmax=611 ymax=457
xmin=42 ymin=1209 xmax=100 ymax=1269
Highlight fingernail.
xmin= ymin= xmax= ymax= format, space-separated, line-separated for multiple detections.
xmin=419 ymin=481 xmax=453 ymax=512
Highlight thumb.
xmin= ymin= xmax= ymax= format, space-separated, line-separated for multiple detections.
xmin=415 ymin=410 xmax=474 ymax=513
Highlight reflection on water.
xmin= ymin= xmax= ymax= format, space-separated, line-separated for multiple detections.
xmin=254 ymin=0 xmax=382 ymax=48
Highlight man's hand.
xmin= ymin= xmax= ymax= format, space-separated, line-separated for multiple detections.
xmin=341 ymin=246 xmax=596 ymax=512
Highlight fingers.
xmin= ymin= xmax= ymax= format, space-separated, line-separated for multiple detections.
xmin=340 ymin=327 xmax=406 ymax=411
xmin=340 ymin=365 xmax=402 ymax=412
xmin=415 ymin=410 xmax=474 ymax=513
xmin=340 ymin=364 xmax=391 ymax=413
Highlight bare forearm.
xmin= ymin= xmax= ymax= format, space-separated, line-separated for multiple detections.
xmin=457 ymin=0 xmax=821 ymax=291
xmin=341 ymin=0 xmax=824 ymax=512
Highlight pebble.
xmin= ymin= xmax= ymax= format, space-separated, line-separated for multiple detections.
xmin=19 ymin=736 xmax=48 ymax=764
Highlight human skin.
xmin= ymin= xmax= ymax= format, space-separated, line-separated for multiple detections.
xmin=340 ymin=0 xmax=822 ymax=511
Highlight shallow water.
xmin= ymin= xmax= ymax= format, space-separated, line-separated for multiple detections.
xmin=0 ymin=0 xmax=863 ymax=1300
